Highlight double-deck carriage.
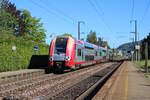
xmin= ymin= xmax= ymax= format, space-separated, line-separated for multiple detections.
xmin=49 ymin=36 xmax=107 ymax=73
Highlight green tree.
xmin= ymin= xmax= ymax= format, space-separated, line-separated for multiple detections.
xmin=141 ymin=33 xmax=150 ymax=59
xmin=0 ymin=8 xmax=17 ymax=38
xmin=21 ymin=9 xmax=46 ymax=43
xmin=1 ymin=0 xmax=46 ymax=43
xmin=1 ymin=0 xmax=23 ymax=36
xmin=86 ymin=30 xmax=98 ymax=45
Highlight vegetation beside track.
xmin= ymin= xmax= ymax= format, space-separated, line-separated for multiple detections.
xmin=134 ymin=60 xmax=150 ymax=71
xmin=0 ymin=34 xmax=49 ymax=72
xmin=134 ymin=60 xmax=150 ymax=78
xmin=0 ymin=1 xmax=49 ymax=72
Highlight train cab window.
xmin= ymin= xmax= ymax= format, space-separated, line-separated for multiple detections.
xmin=77 ymin=49 xmax=81 ymax=56
xmin=54 ymin=37 xmax=68 ymax=54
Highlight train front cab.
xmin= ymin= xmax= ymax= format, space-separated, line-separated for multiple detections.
xmin=49 ymin=36 xmax=76 ymax=73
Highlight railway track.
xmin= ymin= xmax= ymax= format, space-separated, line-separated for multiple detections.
xmin=0 ymin=62 xmax=122 ymax=99
xmin=49 ymin=62 xmax=122 ymax=100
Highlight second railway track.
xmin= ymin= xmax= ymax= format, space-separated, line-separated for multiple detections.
xmin=0 ymin=61 xmax=122 ymax=100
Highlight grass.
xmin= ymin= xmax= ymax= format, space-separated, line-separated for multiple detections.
xmin=134 ymin=60 xmax=150 ymax=79
xmin=0 ymin=35 xmax=49 ymax=72
xmin=134 ymin=60 xmax=150 ymax=71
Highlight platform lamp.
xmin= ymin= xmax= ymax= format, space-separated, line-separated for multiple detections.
xmin=12 ymin=46 xmax=16 ymax=71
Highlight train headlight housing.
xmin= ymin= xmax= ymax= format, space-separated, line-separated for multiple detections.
xmin=65 ymin=56 xmax=71 ymax=61
xmin=49 ymin=56 xmax=53 ymax=61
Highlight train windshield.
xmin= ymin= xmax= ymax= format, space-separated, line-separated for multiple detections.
xmin=54 ymin=37 xmax=68 ymax=54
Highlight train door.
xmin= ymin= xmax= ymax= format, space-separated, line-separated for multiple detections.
xmin=77 ymin=48 xmax=82 ymax=62
xmin=75 ymin=44 xmax=84 ymax=67
xmin=82 ymin=48 xmax=84 ymax=60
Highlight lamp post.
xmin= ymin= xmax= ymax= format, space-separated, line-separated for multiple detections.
xmin=12 ymin=46 xmax=16 ymax=71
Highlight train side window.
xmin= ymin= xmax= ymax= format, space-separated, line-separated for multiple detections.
xmin=82 ymin=51 xmax=84 ymax=59
xmin=95 ymin=51 xmax=97 ymax=56
xmin=78 ymin=49 xmax=81 ymax=56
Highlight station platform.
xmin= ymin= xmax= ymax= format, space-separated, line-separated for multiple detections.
xmin=93 ymin=61 xmax=150 ymax=100
xmin=0 ymin=69 xmax=45 ymax=85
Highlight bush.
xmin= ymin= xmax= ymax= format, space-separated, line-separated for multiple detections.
xmin=0 ymin=36 xmax=49 ymax=72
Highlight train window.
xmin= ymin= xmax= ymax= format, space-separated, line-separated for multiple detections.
xmin=101 ymin=51 xmax=105 ymax=57
xmin=55 ymin=37 xmax=68 ymax=54
xmin=99 ymin=52 xmax=101 ymax=56
xmin=78 ymin=49 xmax=81 ymax=56
xmin=85 ymin=55 xmax=94 ymax=61
xmin=82 ymin=51 xmax=84 ymax=59
xmin=103 ymin=50 xmax=106 ymax=53
xmin=95 ymin=51 xmax=97 ymax=56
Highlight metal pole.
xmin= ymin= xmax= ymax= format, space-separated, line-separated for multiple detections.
xmin=11 ymin=46 xmax=16 ymax=71
xmin=78 ymin=21 xmax=85 ymax=40
xmin=135 ymin=20 xmax=137 ymax=44
xmin=138 ymin=32 xmax=141 ymax=61
xmin=132 ymin=53 xmax=133 ymax=61
xmin=130 ymin=38 xmax=134 ymax=61
xmin=138 ymin=43 xmax=141 ymax=61
xmin=131 ymin=20 xmax=137 ymax=61
xmin=78 ymin=22 xmax=80 ymax=40
xmin=135 ymin=20 xmax=138 ymax=61
xmin=11 ymin=51 xmax=13 ymax=71
xmin=145 ymin=42 xmax=148 ymax=73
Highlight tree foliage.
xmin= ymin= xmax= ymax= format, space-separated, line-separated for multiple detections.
xmin=86 ymin=30 xmax=110 ymax=48
xmin=21 ymin=9 xmax=46 ymax=42
xmin=86 ymin=30 xmax=98 ymax=45
xmin=141 ymin=33 xmax=150 ymax=59
xmin=0 ymin=8 xmax=17 ymax=34
xmin=1 ymin=0 xmax=23 ymax=36
xmin=0 ymin=0 xmax=46 ymax=43
xmin=62 ymin=33 xmax=73 ymax=37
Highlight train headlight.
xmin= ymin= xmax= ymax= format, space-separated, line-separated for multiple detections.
xmin=49 ymin=56 xmax=53 ymax=61
xmin=66 ymin=56 xmax=71 ymax=61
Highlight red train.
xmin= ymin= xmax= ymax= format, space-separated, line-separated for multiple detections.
xmin=49 ymin=36 xmax=108 ymax=73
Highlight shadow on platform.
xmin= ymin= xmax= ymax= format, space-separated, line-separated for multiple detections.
xmin=28 ymin=55 xmax=51 ymax=73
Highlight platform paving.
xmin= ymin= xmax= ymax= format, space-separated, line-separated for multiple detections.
xmin=93 ymin=61 xmax=150 ymax=100
xmin=103 ymin=61 xmax=150 ymax=100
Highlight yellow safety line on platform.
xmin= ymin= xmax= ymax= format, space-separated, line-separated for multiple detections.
xmin=124 ymin=65 xmax=128 ymax=100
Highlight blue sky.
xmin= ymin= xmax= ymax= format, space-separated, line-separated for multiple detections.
xmin=10 ymin=0 xmax=150 ymax=48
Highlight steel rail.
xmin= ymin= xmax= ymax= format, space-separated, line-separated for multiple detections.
xmin=76 ymin=61 xmax=123 ymax=100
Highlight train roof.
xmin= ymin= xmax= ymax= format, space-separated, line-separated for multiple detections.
xmin=75 ymin=40 xmax=107 ymax=51
xmin=84 ymin=41 xmax=95 ymax=49
xmin=83 ymin=42 xmax=106 ymax=51
xmin=54 ymin=36 xmax=107 ymax=50
xmin=56 ymin=36 xmax=73 ymax=39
